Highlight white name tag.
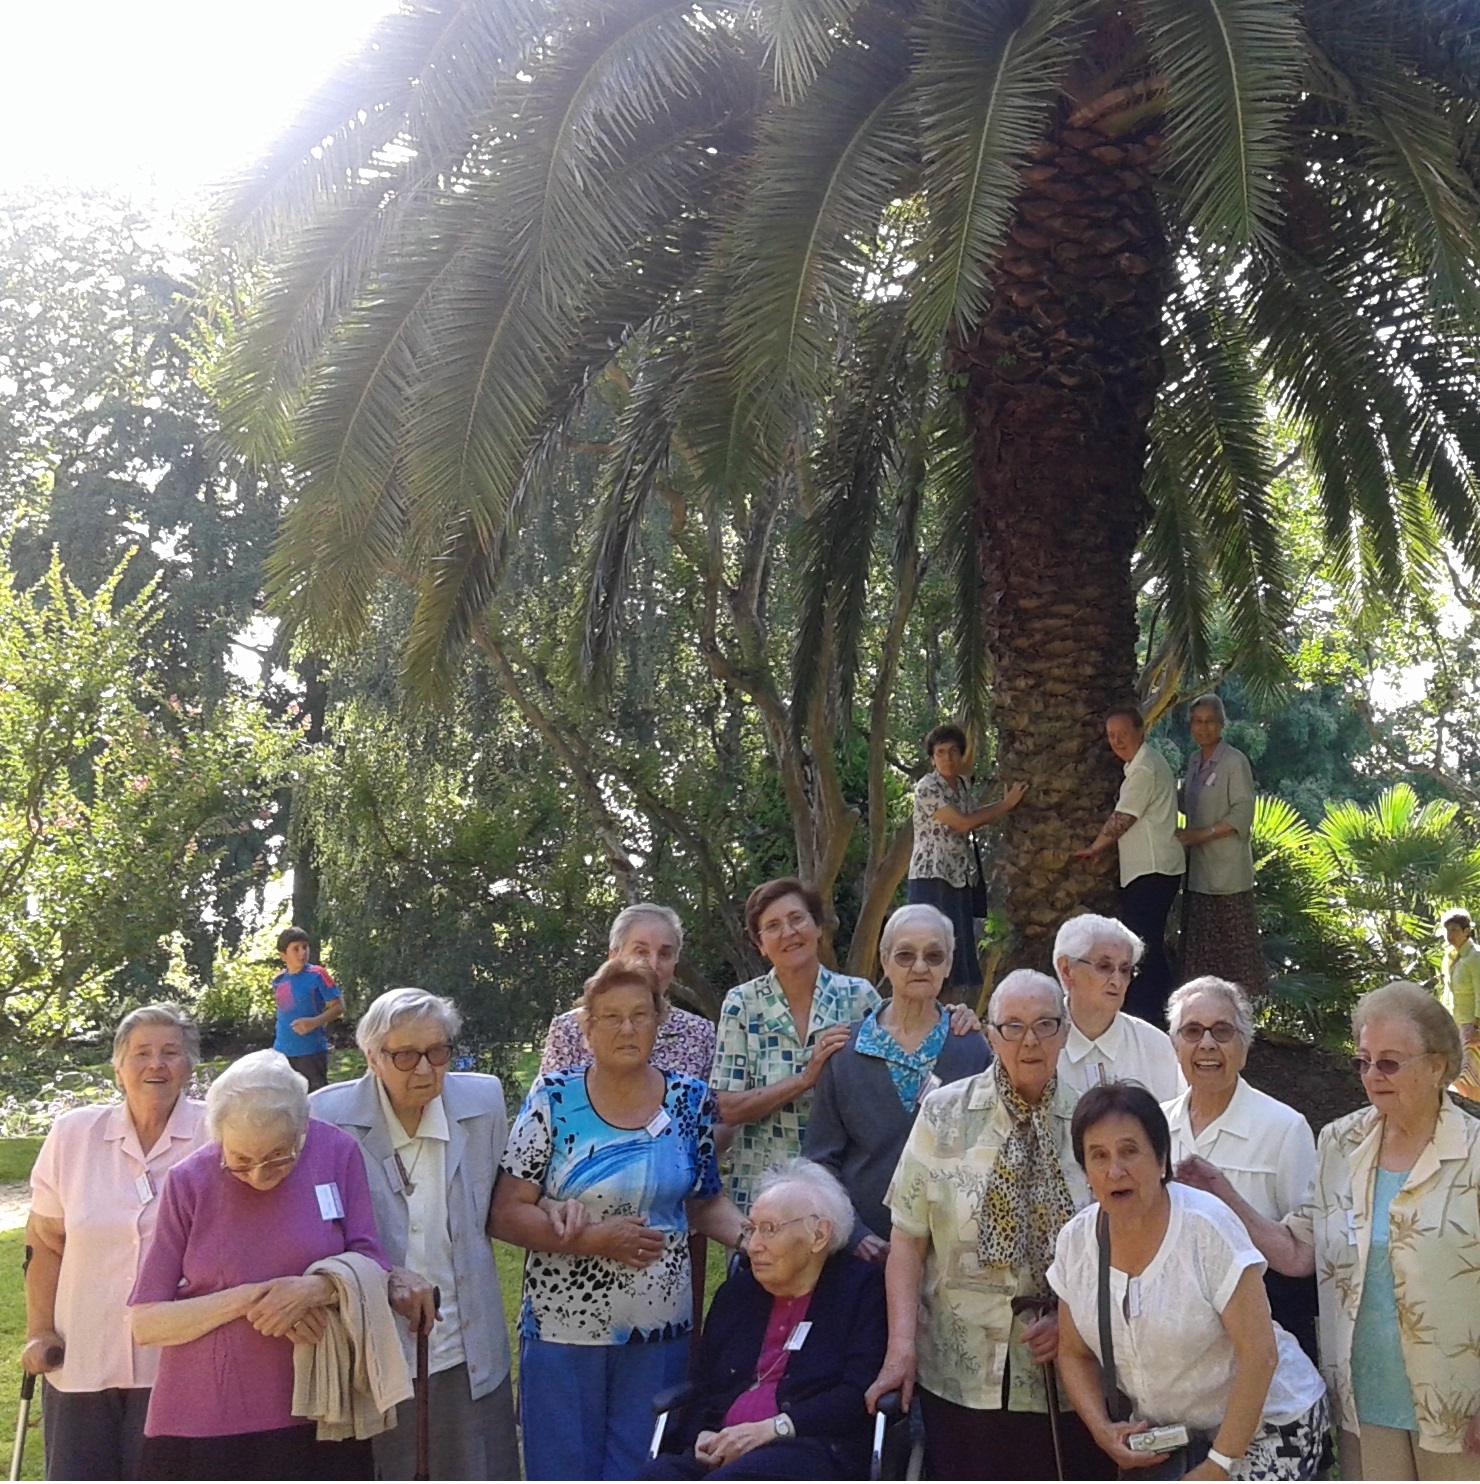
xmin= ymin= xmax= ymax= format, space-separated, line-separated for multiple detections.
xmin=135 ymin=1172 xmax=155 ymax=1206
xmin=316 ymin=1182 xmax=346 ymax=1221
xmin=916 ymin=1074 xmax=942 ymax=1108
xmin=1346 ymin=1211 xmax=1359 ymax=1247
xmin=784 ymin=1321 xmax=812 ymax=1351
xmin=645 ymin=1110 xmax=671 ymax=1138
xmin=1126 ymin=1276 xmax=1142 ymax=1318
xmin=1205 ymin=771 xmax=1217 ymax=786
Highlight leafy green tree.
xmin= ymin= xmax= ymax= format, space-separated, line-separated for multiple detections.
xmin=224 ymin=0 xmax=1480 ymax=958
xmin=0 ymin=555 xmax=290 ymax=1034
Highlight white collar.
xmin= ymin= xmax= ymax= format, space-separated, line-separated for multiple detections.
xmin=1167 ymin=1077 xmax=1257 ymax=1143
xmin=1064 ymin=1011 xmax=1127 ymax=1064
xmin=374 ymin=1077 xmax=450 ymax=1152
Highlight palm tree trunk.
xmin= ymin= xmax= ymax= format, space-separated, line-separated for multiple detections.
xmin=956 ymin=116 xmax=1168 ymax=967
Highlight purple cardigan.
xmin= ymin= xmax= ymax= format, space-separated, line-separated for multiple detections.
xmin=130 ymin=1117 xmax=388 ymax=1437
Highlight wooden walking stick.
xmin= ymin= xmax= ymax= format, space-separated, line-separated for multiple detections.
xmin=1011 ymin=1294 xmax=1065 ymax=1482
xmin=413 ymin=1286 xmax=440 ymax=1482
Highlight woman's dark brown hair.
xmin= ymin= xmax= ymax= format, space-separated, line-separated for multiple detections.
xmin=924 ymin=722 xmax=968 ymax=757
xmin=744 ymin=877 xmax=824 ymax=949
xmin=1070 ymin=1081 xmax=1173 ymax=1184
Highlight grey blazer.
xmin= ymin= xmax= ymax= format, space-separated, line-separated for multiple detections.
xmin=309 ymin=1071 xmax=513 ymax=1398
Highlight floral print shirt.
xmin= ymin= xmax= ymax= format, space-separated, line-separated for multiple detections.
xmin=854 ymin=1003 xmax=950 ymax=1112
xmin=887 ymin=1070 xmax=1090 ymax=1411
xmin=711 ymin=966 xmax=880 ymax=1213
xmin=908 ymin=771 xmax=978 ymax=888
xmin=501 ymin=1069 xmax=722 ymax=1346
xmin=539 ymin=1004 xmax=716 ymax=1080
xmin=1283 ymin=1099 xmax=1480 ymax=1452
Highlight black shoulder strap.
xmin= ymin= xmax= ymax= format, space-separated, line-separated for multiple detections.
xmin=1097 ymin=1209 xmax=1129 ymax=1424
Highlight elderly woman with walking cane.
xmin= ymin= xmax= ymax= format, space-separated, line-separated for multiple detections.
xmin=865 ymin=970 xmax=1112 ymax=1480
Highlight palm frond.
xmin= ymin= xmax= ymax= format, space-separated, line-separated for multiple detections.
xmin=909 ymin=0 xmax=1085 ymax=341
xmin=1137 ymin=0 xmax=1303 ymax=250
xmin=747 ymin=0 xmax=864 ymax=102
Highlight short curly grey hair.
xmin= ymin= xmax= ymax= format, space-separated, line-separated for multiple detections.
xmin=879 ymin=903 xmax=955 ymax=960
xmin=609 ymin=903 xmax=684 ymax=955
xmin=1189 ymin=693 xmax=1228 ymax=724
xmin=355 ymin=988 xmax=462 ymax=1057
xmin=206 ymin=1050 xmax=309 ymax=1144
xmin=1052 ymin=913 xmax=1144 ymax=978
xmin=987 ymin=968 xmax=1065 ymax=1022
xmin=1167 ymin=976 xmax=1255 ymax=1047
xmin=112 ymin=1003 xmax=200 ymax=1070
xmin=1354 ymin=981 xmax=1462 ymax=1084
xmin=754 ymin=1158 xmax=854 ymax=1254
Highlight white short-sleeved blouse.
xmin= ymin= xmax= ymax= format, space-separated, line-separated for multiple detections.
xmin=1048 ymin=1183 xmax=1324 ymax=1432
xmin=1163 ymin=1079 xmax=1316 ymax=1223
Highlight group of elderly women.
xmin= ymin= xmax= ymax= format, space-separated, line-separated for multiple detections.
xmin=22 ymin=881 xmax=1480 ymax=1484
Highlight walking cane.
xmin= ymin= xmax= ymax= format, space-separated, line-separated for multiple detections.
xmin=12 ymin=1246 xmax=63 ymax=1483
xmin=413 ymin=1286 xmax=440 ymax=1482
xmin=1011 ymin=1294 xmax=1065 ymax=1482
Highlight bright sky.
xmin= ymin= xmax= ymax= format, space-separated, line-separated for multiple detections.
xmin=0 ymin=0 xmax=400 ymax=197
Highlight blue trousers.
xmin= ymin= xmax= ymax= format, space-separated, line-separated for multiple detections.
xmin=519 ymin=1334 xmax=689 ymax=1480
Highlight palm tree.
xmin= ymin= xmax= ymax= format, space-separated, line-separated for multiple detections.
xmin=222 ymin=0 xmax=1480 ymax=957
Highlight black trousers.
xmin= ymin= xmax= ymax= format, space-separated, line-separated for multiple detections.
xmin=42 ymin=1382 xmax=151 ymax=1480
xmin=286 ymin=1051 xmax=330 ymax=1091
xmin=142 ymin=1425 xmax=372 ymax=1481
xmin=917 ymin=1388 xmax=1116 ymax=1482
xmin=1119 ymin=872 xmax=1182 ymax=1024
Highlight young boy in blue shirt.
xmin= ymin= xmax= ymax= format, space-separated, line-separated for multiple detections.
xmin=270 ymin=926 xmax=343 ymax=1091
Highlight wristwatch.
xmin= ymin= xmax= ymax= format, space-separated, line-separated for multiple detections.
xmin=1206 ymin=1447 xmax=1240 ymax=1475
xmin=772 ymin=1414 xmax=796 ymax=1439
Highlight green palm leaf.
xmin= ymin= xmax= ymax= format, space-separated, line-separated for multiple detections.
xmin=908 ymin=0 xmax=1085 ymax=341
xmin=1137 ymin=0 xmax=1303 ymax=250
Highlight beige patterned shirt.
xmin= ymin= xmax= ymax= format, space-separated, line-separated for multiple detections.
xmin=887 ymin=1071 xmax=1090 ymax=1412
xmin=1283 ymin=1100 xmax=1480 ymax=1452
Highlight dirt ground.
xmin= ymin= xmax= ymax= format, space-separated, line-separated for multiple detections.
xmin=0 ymin=1184 xmax=27 ymax=1232
xmin=1242 ymin=1032 xmax=1367 ymax=1132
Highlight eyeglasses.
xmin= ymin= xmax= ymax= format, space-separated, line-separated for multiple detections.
xmin=384 ymin=1043 xmax=455 ymax=1072
xmin=889 ymin=946 xmax=950 ymax=969
xmin=1175 ymin=1021 xmax=1241 ymax=1045
xmin=990 ymin=1016 xmax=1064 ymax=1042
xmin=739 ymin=1214 xmax=818 ymax=1245
xmin=221 ymin=1142 xmax=303 ymax=1180
xmin=759 ymin=911 xmax=815 ymax=939
xmin=1350 ymin=1052 xmax=1431 ymax=1079
xmin=589 ymin=1011 xmax=658 ymax=1033
xmin=1072 ymin=956 xmax=1138 ymax=981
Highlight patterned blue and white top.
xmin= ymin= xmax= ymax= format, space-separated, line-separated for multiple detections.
xmin=854 ymin=1002 xmax=951 ymax=1111
xmin=501 ymin=1069 xmax=721 ymax=1346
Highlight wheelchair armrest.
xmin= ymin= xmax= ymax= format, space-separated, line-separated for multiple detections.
xmin=651 ymin=1382 xmax=699 ymax=1417
xmin=872 ymin=1389 xmax=904 ymax=1418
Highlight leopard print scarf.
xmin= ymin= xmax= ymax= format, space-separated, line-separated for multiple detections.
xmin=978 ymin=1061 xmax=1075 ymax=1289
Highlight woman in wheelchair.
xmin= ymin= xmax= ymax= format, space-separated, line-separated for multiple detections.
xmin=640 ymin=1160 xmax=886 ymax=1480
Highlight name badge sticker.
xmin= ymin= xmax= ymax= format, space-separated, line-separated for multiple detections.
xmin=135 ymin=1172 xmax=155 ymax=1206
xmin=645 ymin=1110 xmax=672 ymax=1138
xmin=916 ymin=1073 xmax=943 ymax=1108
xmin=784 ymin=1321 xmax=812 ymax=1352
xmin=1205 ymin=771 xmax=1217 ymax=786
xmin=1126 ymin=1276 xmax=1142 ymax=1319
xmin=1346 ymin=1210 xmax=1359 ymax=1247
xmin=316 ymin=1182 xmax=346 ymax=1221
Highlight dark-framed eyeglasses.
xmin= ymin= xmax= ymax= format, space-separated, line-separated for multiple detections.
xmin=888 ymin=946 xmax=950 ymax=969
xmin=990 ymin=1016 xmax=1064 ymax=1042
xmin=1174 ymin=1021 xmax=1240 ymax=1045
xmin=384 ymin=1043 xmax=455 ymax=1072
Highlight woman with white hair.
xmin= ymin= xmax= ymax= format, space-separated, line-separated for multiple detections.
xmin=539 ymin=903 xmax=716 ymax=1078
xmin=866 ymin=970 xmax=1112 ymax=1480
xmin=23 ymin=1004 xmax=207 ymax=1480
xmin=1052 ymin=912 xmax=1183 ymax=1104
xmin=1164 ymin=977 xmax=1319 ymax=1361
xmin=128 ymin=1050 xmax=395 ymax=1480
xmin=311 ymin=988 xmax=516 ymax=1479
xmin=1176 ymin=693 xmax=1268 ymax=994
xmin=640 ymin=1159 xmax=888 ymax=1481
xmin=803 ymin=904 xmax=990 ymax=1265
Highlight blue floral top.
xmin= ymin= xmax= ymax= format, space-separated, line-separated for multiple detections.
xmin=854 ymin=1003 xmax=950 ymax=1111
xmin=502 ymin=1069 xmax=722 ymax=1345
